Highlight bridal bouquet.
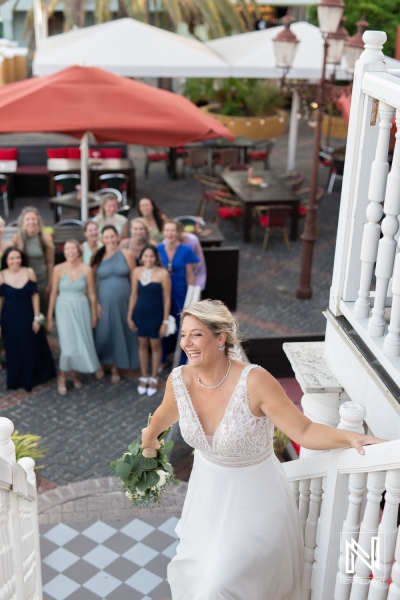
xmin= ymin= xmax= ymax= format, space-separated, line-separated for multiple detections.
xmin=111 ymin=414 xmax=177 ymax=507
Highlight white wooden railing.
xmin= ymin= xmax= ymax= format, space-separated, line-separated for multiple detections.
xmin=329 ymin=30 xmax=400 ymax=389
xmin=283 ymin=439 xmax=400 ymax=600
xmin=0 ymin=417 xmax=43 ymax=600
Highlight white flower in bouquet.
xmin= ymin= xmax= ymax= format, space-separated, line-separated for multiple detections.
xmin=156 ymin=470 xmax=168 ymax=487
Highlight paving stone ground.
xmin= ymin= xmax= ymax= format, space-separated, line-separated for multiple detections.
xmin=0 ymin=122 xmax=341 ymax=490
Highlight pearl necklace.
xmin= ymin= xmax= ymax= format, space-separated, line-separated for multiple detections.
xmin=198 ymin=359 xmax=231 ymax=390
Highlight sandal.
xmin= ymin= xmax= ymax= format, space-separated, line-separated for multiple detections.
xmin=72 ymin=375 xmax=83 ymax=390
xmin=57 ymin=376 xmax=67 ymax=396
xmin=147 ymin=377 xmax=158 ymax=397
xmin=111 ymin=368 xmax=121 ymax=384
xmin=137 ymin=377 xmax=148 ymax=395
xmin=95 ymin=368 xmax=105 ymax=380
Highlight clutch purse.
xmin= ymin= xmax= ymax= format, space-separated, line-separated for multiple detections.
xmin=164 ymin=315 xmax=177 ymax=337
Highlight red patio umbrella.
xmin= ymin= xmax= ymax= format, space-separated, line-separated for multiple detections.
xmin=0 ymin=65 xmax=233 ymax=218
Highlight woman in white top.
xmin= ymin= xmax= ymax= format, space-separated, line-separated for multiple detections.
xmin=93 ymin=193 xmax=128 ymax=240
xmin=81 ymin=220 xmax=103 ymax=266
xmin=142 ymin=299 xmax=387 ymax=600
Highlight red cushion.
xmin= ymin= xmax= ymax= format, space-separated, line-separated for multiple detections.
xmin=67 ymin=147 xmax=81 ymax=159
xmin=249 ymin=151 xmax=267 ymax=160
xmin=101 ymin=148 xmax=123 ymax=159
xmin=148 ymin=153 xmax=168 ymax=161
xmin=0 ymin=147 xmax=17 ymax=160
xmin=218 ymin=207 xmax=243 ymax=219
xmin=260 ymin=215 xmax=270 ymax=227
xmin=291 ymin=441 xmax=300 ymax=455
xmin=298 ymin=206 xmax=307 ymax=216
xmin=47 ymin=147 xmax=67 ymax=159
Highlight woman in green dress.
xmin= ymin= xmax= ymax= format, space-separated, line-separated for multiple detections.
xmin=47 ymin=240 xmax=101 ymax=395
xmin=12 ymin=207 xmax=54 ymax=313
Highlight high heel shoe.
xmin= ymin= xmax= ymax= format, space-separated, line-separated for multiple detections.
xmin=57 ymin=376 xmax=67 ymax=396
xmin=95 ymin=368 xmax=105 ymax=380
xmin=111 ymin=368 xmax=121 ymax=384
xmin=137 ymin=377 xmax=148 ymax=395
xmin=147 ymin=377 xmax=158 ymax=397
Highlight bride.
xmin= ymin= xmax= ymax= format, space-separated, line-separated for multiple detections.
xmin=141 ymin=299 xmax=385 ymax=600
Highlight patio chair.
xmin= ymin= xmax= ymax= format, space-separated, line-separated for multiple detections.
xmin=253 ymin=205 xmax=293 ymax=251
xmin=143 ymin=147 xmax=169 ymax=178
xmin=213 ymin=148 xmax=240 ymax=172
xmin=248 ymin=138 xmax=276 ymax=170
xmin=194 ymin=173 xmax=230 ymax=218
xmin=6 ymin=219 xmax=18 ymax=227
xmin=99 ymin=173 xmax=129 ymax=202
xmin=53 ymin=173 xmax=81 ymax=219
xmin=184 ymin=148 xmax=210 ymax=176
xmin=96 ymin=188 xmax=123 ymax=203
xmin=53 ymin=219 xmax=83 ymax=227
xmin=277 ymin=171 xmax=306 ymax=192
xmin=0 ymin=174 xmax=10 ymax=217
xmin=208 ymin=188 xmax=243 ymax=228
xmin=117 ymin=205 xmax=130 ymax=219
xmin=327 ymin=157 xmax=344 ymax=193
xmin=294 ymin=186 xmax=326 ymax=234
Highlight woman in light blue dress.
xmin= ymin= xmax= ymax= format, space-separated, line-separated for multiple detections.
xmin=91 ymin=225 xmax=138 ymax=383
xmin=47 ymin=240 xmax=100 ymax=395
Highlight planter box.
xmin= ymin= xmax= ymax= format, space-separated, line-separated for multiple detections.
xmin=201 ymin=104 xmax=287 ymax=139
xmin=321 ymin=114 xmax=348 ymax=140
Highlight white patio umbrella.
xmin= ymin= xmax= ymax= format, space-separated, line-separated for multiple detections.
xmin=207 ymin=22 xmax=400 ymax=170
xmin=33 ymin=18 xmax=230 ymax=78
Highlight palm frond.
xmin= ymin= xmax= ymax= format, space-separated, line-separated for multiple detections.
xmin=161 ymin=0 xmax=184 ymax=27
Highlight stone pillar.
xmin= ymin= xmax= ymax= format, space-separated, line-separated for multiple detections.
xmin=283 ymin=342 xmax=347 ymax=457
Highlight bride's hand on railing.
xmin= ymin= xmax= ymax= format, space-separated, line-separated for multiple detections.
xmin=350 ymin=432 xmax=388 ymax=455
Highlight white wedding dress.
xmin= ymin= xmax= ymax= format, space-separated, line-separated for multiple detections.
xmin=167 ymin=363 xmax=304 ymax=600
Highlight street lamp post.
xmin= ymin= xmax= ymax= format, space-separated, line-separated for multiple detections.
xmin=273 ymin=0 xmax=368 ymax=300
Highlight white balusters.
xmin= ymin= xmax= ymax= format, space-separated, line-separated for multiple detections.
xmin=337 ymin=402 xmax=367 ymax=434
xmin=299 ymin=479 xmax=311 ymax=537
xmin=312 ymin=476 xmax=327 ymax=596
xmin=335 ymin=472 xmax=368 ymax=600
xmin=290 ymin=479 xmax=300 ymax=508
xmin=354 ymin=102 xmax=394 ymax=320
xmin=388 ymin=526 xmax=400 ymax=600
xmin=0 ymin=418 xmax=16 ymax=463
xmin=0 ymin=490 xmax=17 ymax=600
xmin=349 ymin=471 xmax=386 ymax=599
xmin=368 ymin=469 xmax=400 ymax=599
xmin=368 ymin=104 xmax=399 ymax=336
xmin=302 ymin=477 xmax=323 ymax=600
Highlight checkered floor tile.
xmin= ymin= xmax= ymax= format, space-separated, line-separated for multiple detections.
xmin=40 ymin=517 xmax=179 ymax=600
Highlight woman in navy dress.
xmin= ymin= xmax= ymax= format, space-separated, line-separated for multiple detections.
xmin=0 ymin=247 xmax=56 ymax=391
xmin=91 ymin=225 xmax=138 ymax=383
xmin=128 ymin=245 xmax=171 ymax=396
xmin=157 ymin=220 xmax=199 ymax=365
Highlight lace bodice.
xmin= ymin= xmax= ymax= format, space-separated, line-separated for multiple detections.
xmin=171 ymin=364 xmax=274 ymax=467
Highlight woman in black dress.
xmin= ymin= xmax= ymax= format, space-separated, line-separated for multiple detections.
xmin=127 ymin=245 xmax=170 ymax=396
xmin=0 ymin=247 xmax=56 ymax=391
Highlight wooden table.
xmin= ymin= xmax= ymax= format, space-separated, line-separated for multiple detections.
xmin=221 ymin=170 xmax=299 ymax=243
xmin=196 ymin=223 xmax=225 ymax=247
xmin=49 ymin=191 xmax=101 ymax=222
xmin=169 ymin=137 xmax=254 ymax=179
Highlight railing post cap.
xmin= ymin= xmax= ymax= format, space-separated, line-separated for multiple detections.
xmin=339 ymin=400 xmax=366 ymax=419
xmin=18 ymin=456 xmax=36 ymax=486
xmin=360 ymin=31 xmax=387 ymax=63
xmin=0 ymin=417 xmax=14 ymax=440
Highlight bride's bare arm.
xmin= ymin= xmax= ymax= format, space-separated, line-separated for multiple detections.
xmin=248 ymin=368 xmax=386 ymax=455
xmin=141 ymin=375 xmax=179 ymax=449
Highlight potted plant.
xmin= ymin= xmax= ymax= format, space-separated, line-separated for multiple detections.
xmin=12 ymin=430 xmax=47 ymax=486
xmin=182 ymin=77 xmax=287 ymax=139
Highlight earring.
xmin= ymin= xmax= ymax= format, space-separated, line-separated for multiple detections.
xmin=217 ymin=345 xmax=225 ymax=351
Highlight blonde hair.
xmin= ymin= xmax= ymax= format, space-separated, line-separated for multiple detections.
xmin=64 ymin=239 xmax=83 ymax=258
xmin=100 ymin=193 xmax=118 ymax=219
xmin=181 ymin=299 xmax=241 ymax=357
xmin=130 ymin=217 xmax=151 ymax=243
xmin=0 ymin=216 xmax=5 ymax=227
xmin=16 ymin=206 xmax=49 ymax=254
